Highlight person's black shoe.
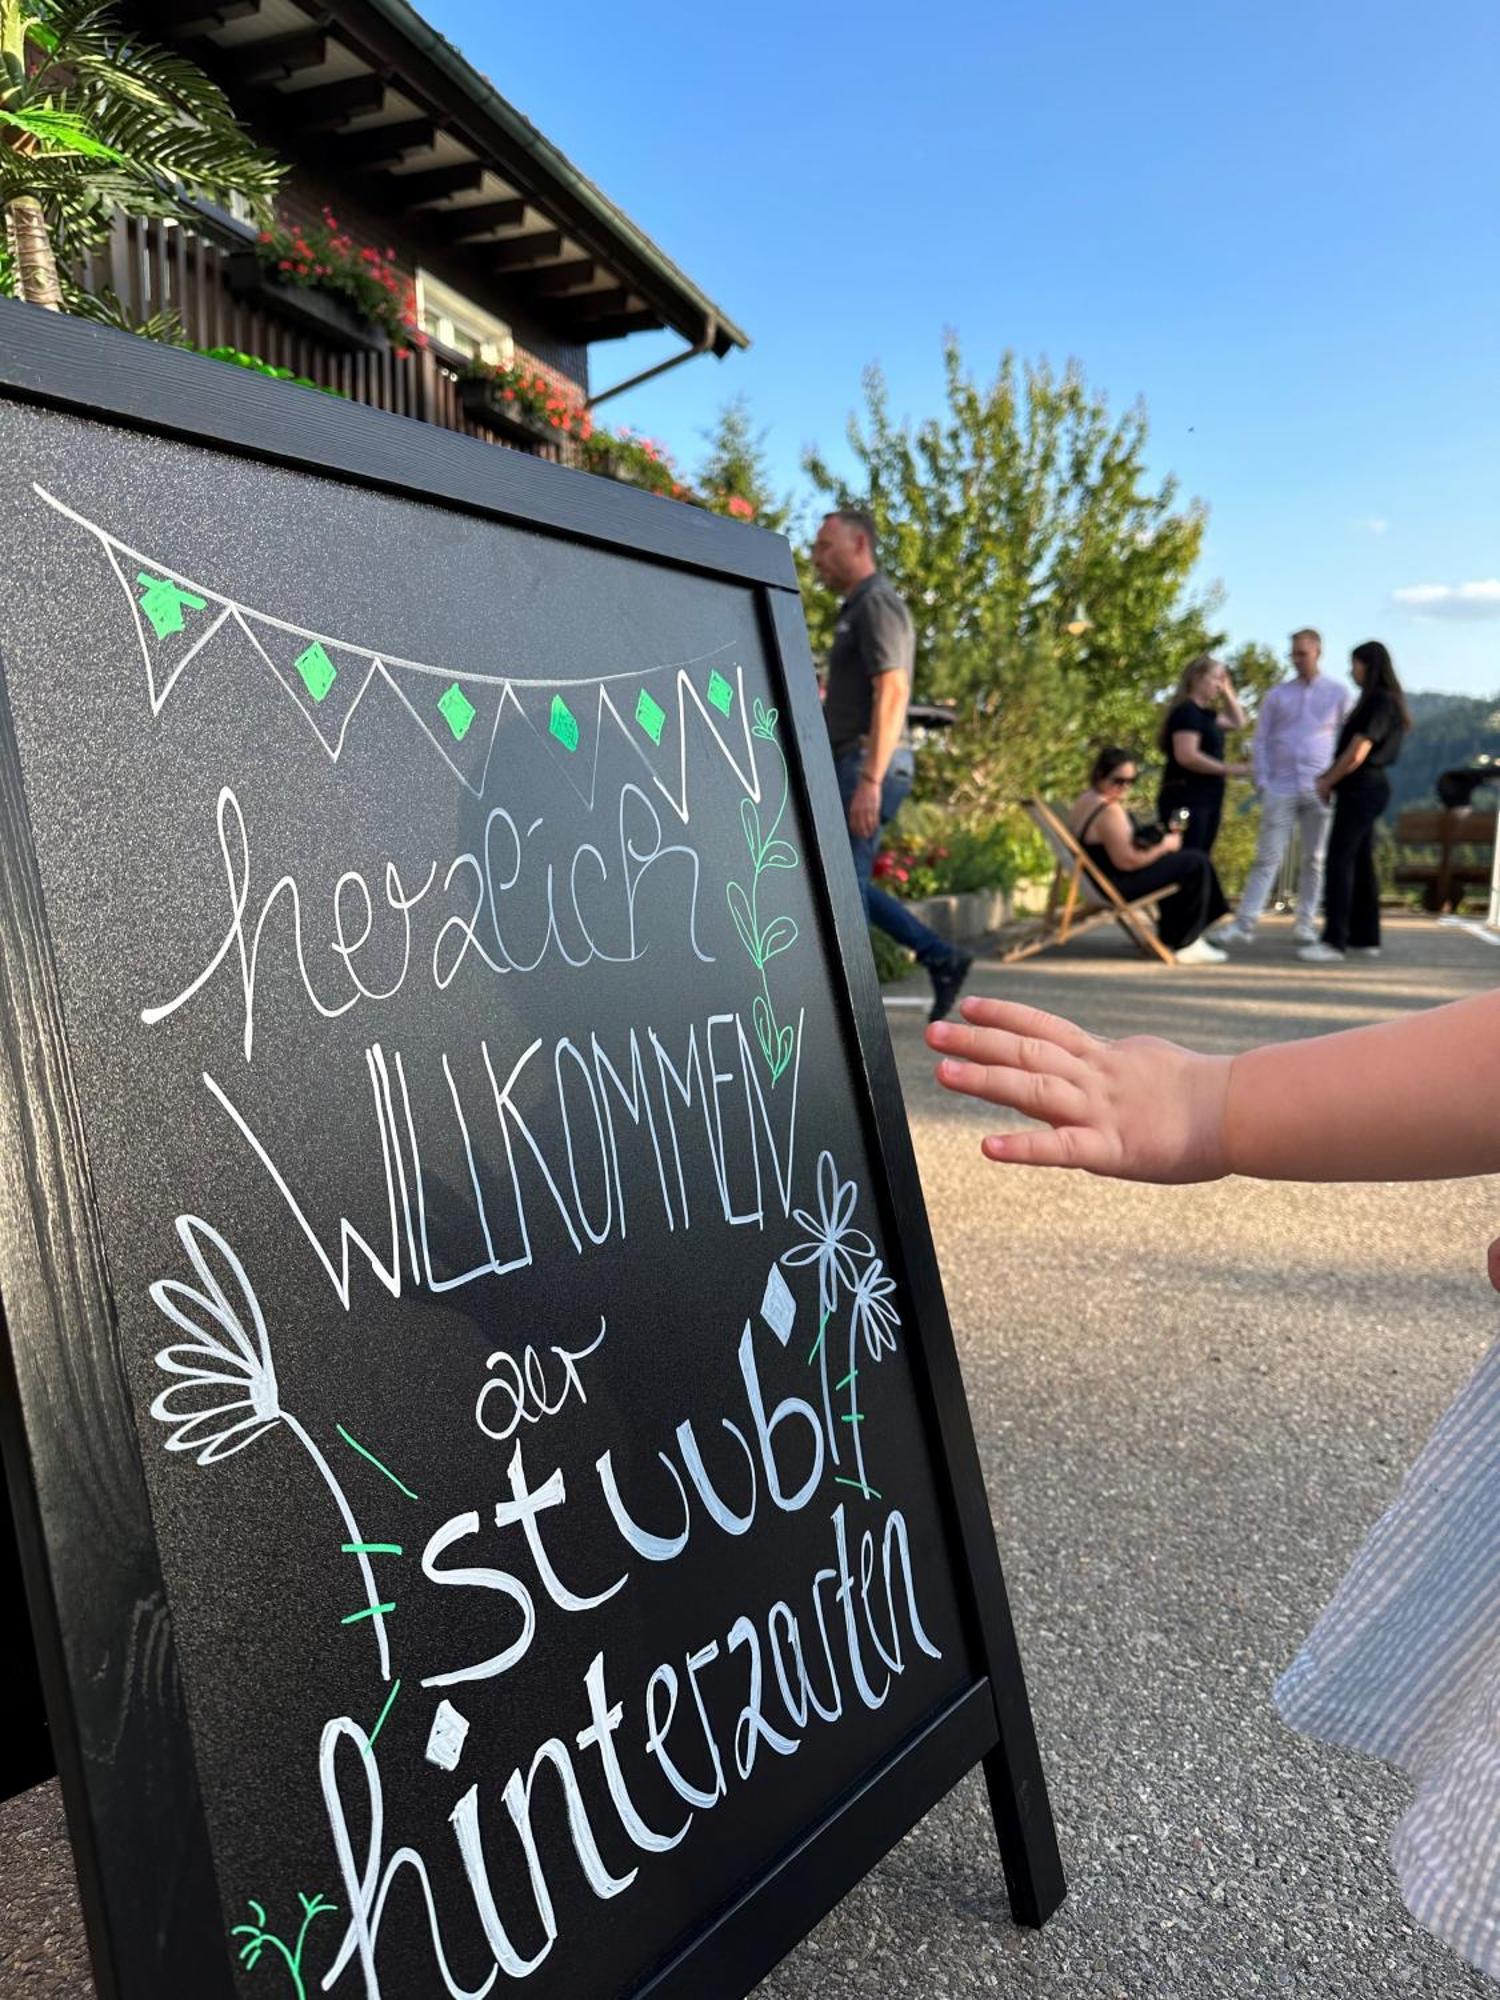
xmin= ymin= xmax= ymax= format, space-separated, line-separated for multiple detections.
xmin=928 ymin=951 xmax=974 ymax=1023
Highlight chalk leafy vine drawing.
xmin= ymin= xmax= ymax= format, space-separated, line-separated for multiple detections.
xmin=780 ymin=1150 xmax=902 ymax=1501
xmin=232 ymin=1893 xmax=338 ymax=1998
xmin=727 ymin=698 xmax=801 ymax=1084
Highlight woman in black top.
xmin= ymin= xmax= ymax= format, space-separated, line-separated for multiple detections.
xmin=1299 ymin=640 xmax=1410 ymax=963
xmin=1157 ymin=655 xmax=1250 ymax=857
xmin=1069 ymin=745 xmax=1231 ymax=961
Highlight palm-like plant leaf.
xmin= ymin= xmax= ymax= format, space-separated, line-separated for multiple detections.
xmin=0 ymin=103 xmax=121 ymax=158
xmin=2 ymin=0 xmax=284 ymax=308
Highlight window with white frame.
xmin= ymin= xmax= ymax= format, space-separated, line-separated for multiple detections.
xmin=416 ymin=269 xmax=514 ymax=366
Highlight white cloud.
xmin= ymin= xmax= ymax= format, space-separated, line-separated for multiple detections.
xmin=1391 ymin=579 xmax=1500 ymax=621
xmin=1355 ymin=516 xmax=1390 ymax=536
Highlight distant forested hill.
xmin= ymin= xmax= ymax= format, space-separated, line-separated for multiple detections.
xmin=1390 ymin=689 xmax=1500 ymax=814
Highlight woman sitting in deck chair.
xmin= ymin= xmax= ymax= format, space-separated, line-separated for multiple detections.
xmin=1069 ymin=746 xmax=1231 ymax=965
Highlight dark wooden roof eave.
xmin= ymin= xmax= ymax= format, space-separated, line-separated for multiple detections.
xmin=131 ymin=0 xmax=748 ymax=356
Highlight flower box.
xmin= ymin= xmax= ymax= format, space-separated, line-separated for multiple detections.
xmin=585 ymin=444 xmax=699 ymax=504
xmin=225 ymin=253 xmax=389 ymax=355
xmin=456 ymin=375 xmax=558 ymax=443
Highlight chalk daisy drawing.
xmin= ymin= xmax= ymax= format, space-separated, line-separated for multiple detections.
xmin=726 ymin=698 xmax=802 ymax=1083
xmin=779 ymin=1149 xmax=901 ymax=1495
xmin=840 ymin=1256 xmax=902 ymax=1502
xmin=149 ymin=1214 xmax=393 ymax=1681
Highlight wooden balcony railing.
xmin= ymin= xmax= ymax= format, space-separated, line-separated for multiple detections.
xmin=78 ymin=212 xmax=562 ymax=459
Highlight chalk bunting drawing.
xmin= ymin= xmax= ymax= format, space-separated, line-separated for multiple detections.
xmin=35 ymin=485 xmax=762 ymax=824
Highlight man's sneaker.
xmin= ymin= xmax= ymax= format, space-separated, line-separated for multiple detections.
xmin=1176 ymin=936 xmax=1228 ymax=965
xmin=1297 ymin=942 xmax=1346 ymax=963
xmin=1208 ymin=922 xmax=1252 ymax=947
xmin=1348 ymin=945 xmax=1382 ymax=957
xmin=928 ymin=951 xmax=974 ymax=1023
xmin=1292 ymin=923 xmax=1319 ymax=944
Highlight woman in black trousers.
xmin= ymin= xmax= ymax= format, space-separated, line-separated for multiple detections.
xmin=1299 ymin=640 xmax=1410 ymax=964
xmin=1156 ymin=654 xmax=1250 ymax=857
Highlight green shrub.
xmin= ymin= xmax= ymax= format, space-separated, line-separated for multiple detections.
xmin=867 ymin=927 xmax=916 ymax=984
xmin=189 ymin=344 xmax=345 ymax=395
xmin=876 ymin=802 xmax=1046 ymax=899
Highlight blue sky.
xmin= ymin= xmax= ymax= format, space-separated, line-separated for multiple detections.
xmin=430 ymin=0 xmax=1499 ymax=698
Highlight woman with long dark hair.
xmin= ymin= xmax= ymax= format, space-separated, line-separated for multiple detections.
xmin=1299 ymin=641 xmax=1410 ymax=963
xmin=1156 ymin=654 xmax=1250 ymax=858
xmin=1069 ymin=745 xmax=1231 ymax=962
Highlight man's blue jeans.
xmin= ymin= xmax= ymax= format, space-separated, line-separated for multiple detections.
xmin=835 ymin=749 xmax=956 ymax=970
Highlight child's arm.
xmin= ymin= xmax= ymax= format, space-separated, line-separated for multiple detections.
xmin=926 ymin=990 xmax=1500 ymax=1185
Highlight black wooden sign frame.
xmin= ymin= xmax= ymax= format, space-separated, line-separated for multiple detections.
xmin=0 ymin=300 xmax=1063 ymax=2000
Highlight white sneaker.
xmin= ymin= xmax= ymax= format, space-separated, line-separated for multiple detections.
xmin=1292 ymin=923 xmax=1318 ymax=944
xmin=1297 ymin=942 xmax=1346 ymax=963
xmin=1176 ymin=936 xmax=1228 ymax=965
xmin=1348 ymin=945 xmax=1382 ymax=957
xmin=1207 ymin=922 xmax=1251 ymax=947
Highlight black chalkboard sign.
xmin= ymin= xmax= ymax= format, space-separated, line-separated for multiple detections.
xmin=0 ymin=303 xmax=1062 ymax=2000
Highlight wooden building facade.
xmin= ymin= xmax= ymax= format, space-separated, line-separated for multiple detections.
xmin=96 ymin=0 xmax=748 ymax=462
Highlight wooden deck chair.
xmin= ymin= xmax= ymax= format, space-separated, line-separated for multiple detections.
xmin=1002 ymin=799 xmax=1180 ymax=965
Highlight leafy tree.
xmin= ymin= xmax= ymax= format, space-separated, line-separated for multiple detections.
xmin=1211 ymin=641 xmax=1289 ymax=894
xmin=1 ymin=0 xmax=280 ymax=314
xmin=802 ymin=340 xmax=1224 ymax=808
xmin=696 ymin=395 xmax=791 ymax=533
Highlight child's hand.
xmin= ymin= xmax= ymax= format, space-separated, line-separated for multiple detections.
xmin=927 ymin=997 xmax=1233 ymax=1184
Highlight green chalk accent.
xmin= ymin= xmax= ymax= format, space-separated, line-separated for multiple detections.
xmin=135 ymin=572 xmax=206 ymax=639
xmin=835 ymin=1476 xmax=882 ymax=1499
xmin=294 ymin=641 xmax=337 ymax=703
xmin=438 ymin=681 xmax=476 ymax=742
xmin=840 ymin=1411 xmax=865 ymax=1424
xmin=341 ymin=1542 xmax=403 ymax=1556
xmin=807 ymin=1306 xmax=829 ymax=1364
xmin=635 ymin=688 xmax=666 ymax=745
xmin=706 ymin=669 xmax=734 ymax=715
xmin=549 ymin=694 xmax=579 ymax=752
xmin=341 ymin=1602 xmax=395 ymax=1626
xmin=336 ymin=1424 xmax=419 ymax=1501
xmin=835 ymin=1369 xmax=857 ymax=1391
xmin=365 ymin=1677 xmax=401 ymax=1754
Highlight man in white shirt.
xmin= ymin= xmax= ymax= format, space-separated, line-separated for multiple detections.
xmin=1215 ymin=628 xmax=1351 ymax=945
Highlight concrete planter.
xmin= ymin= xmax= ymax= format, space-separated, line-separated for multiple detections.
xmin=900 ymin=887 xmax=1012 ymax=947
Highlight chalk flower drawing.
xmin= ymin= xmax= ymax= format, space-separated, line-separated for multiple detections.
xmin=782 ymin=1149 xmax=876 ymax=1318
xmin=849 ymin=1258 xmax=900 ymax=1363
xmin=232 ymin=1892 xmax=337 ymax=1999
xmin=726 ymin=698 xmax=801 ymax=1084
xmin=149 ymin=1215 xmax=393 ymax=1681
xmin=779 ymin=1151 xmax=900 ymax=1499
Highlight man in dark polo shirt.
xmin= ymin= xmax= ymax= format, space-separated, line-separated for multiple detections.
xmin=811 ymin=509 xmax=972 ymax=1021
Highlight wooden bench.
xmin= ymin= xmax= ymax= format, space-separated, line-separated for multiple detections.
xmin=1393 ymin=806 xmax=1496 ymax=912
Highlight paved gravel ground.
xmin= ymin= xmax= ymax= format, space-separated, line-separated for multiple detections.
xmin=4 ymin=915 xmax=1496 ymax=1999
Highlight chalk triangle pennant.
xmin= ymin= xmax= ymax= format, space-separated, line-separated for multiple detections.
xmin=99 ymin=541 xmax=233 ymax=717
xmin=376 ymin=663 xmax=510 ymax=796
xmin=232 ymin=612 xmax=381 ymax=761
